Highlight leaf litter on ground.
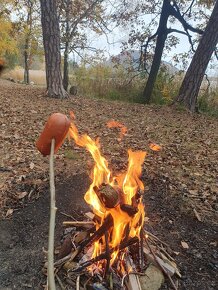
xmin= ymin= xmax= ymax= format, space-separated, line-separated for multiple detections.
xmin=0 ymin=79 xmax=217 ymax=225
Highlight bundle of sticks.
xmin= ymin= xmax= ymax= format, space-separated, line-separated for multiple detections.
xmin=43 ymin=211 xmax=181 ymax=290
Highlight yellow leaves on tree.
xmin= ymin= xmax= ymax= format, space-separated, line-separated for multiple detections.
xmin=0 ymin=19 xmax=17 ymax=57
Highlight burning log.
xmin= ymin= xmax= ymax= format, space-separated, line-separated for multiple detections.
xmin=120 ymin=204 xmax=138 ymax=217
xmin=79 ymin=214 xmax=113 ymax=250
xmin=94 ymin=184 xmax=120 ymax=208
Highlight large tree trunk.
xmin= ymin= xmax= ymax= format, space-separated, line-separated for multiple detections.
xmin=143 ymin=33 xmax=167 ymax=103
xmin=40 ymin=0 xmax=68 ymax=98
xmin=176 ymin=1 xmax=218 ymax=112
xmin=143 ymin=0 xmax=171 ymax=103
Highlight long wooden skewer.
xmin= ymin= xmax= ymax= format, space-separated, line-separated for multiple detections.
xmin=48 ymin=138 xmax=56 ymax=290
xmin=36 ymin=113 xmax=71 ymax=289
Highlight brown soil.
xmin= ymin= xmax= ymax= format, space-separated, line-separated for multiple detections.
xmin=0 ymin=79 xmax=217 ymax=289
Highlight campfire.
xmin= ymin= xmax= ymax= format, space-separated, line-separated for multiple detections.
xmin=37 ymin=113 xmax=180 ymax=289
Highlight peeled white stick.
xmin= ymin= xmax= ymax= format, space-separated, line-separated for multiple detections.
xmin=48 ymin=138 xmax=57 ymax=290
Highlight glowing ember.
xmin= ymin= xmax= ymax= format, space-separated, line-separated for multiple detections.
xmin=68 ymin=116 xmax=146 ymax=268
xmin=107 ymin=119 xmax=127 ymax=139
xmin=149 ymin=143 xmax=161 ymax=151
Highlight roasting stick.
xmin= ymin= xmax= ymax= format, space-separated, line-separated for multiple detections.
xmin=36 ymin=113 xmax=71 ymax=290
xmin=48 ymin=138 xmax=56 ymax=290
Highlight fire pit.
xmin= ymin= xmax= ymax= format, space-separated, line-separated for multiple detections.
xmin=39 ymin=114 xmax=180 ymax=289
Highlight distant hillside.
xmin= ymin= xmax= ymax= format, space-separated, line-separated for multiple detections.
xmin=107 ymin=50 xmax=179 ymax=75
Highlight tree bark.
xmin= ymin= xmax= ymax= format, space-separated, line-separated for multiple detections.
xmin=24 ymin=36 xmax=30 ymax=84
xmin=40 ymin=0 xmax=68 ymax=98
xmin=143 ymin=0 xmax=171 ymax=103
xmin=63 ymin=43 xmax=69 ymax=91
xmin=24 ymin=0 xmax=33 ymax=85
xmin=62 ymin=0 xmax=70 ymax=91
xmin=176 ymin=1 xmax=218 ymax=112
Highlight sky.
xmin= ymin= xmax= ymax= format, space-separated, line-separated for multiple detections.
xmin=84 ymin=10 xmax=218 ymax=77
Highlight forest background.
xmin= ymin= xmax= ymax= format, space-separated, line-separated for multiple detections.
xmin=0 ymin=0 xmax=218 ymax=115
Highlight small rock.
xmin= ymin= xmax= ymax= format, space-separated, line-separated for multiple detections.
xmin=140 ymin=264 xmax=164 ymax=290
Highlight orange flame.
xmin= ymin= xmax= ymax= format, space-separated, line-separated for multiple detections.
xmin=68 ymin=116 xmax=146 ymax=266
xmin=107 ymin=120 xmax=127 ymax=139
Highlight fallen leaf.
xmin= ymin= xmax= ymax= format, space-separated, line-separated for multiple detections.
xmin=174 ymin=251 xmax=180 ymax=255
xmin=181 ymin=241 xmax=189 ymax=249
xmin=14 ymin=133 xmax=20 ymax=139
xmin=209 ymin=241 xmax=217 ymax=247
xmin=6 ymin=208 xmax=13 ymax=217
xmin=17 ymin=191 xmax=28 ymax=199
xmin=30 ymin=162 xmax=35 ymax=169
xmin=189 ymin=189 xmax=198 ymax=195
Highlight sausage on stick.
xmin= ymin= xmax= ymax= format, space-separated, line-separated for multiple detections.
xmin=36 ymin=113 xmax=71 ymax=289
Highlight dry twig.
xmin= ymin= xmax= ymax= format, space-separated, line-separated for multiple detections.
xmin=63 ymin=221 xmax=94 ymax=228
xmin=55 ymin=273 xmax=65 ymax=290
xmin=76 ymin=275 xmax=80 ymax=290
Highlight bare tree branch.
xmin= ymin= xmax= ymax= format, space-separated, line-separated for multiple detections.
xmin=182 ymin=0 xmax=195 ymax=17
xmin=69 ymin=0 xmax=103 ymax=41
xmin=215 ymin=48 xmax=218 ymax=60
xmin=204 ymin=72 xmax=210 ymax=92
xmin=167 ymin=28 xmax=188 ymax=36
xmin=70 ymin=45 xmax=99 ymax=53
xmin=171 ymin=1 xmax=204 ymax=35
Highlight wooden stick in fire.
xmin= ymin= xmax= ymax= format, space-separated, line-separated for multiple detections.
xmin=36 ymin=113 xmax=71 ymax=290
xmin=71 ymin=236 xmax=139 ymax=273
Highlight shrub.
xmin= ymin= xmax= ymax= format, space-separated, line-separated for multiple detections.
xmin=71 ymin=63 xmax=145 ymax=103
xmin=198 ymin=88 xmax=218 ymax=117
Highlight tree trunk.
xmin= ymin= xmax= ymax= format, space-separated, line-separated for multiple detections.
xmin=40 ymin=0 xmax=68 ymax=99
xmin=62 ymin=1 xmax=70 ymax=91
xmin=24 ymin=37 xmax=30 ymax=84
xmin=24 ymin=0 xmax=33 ymax=85
xmin=63 ymin=43 xmax=69 ymax=91
xmin=176 ymin=1 xmax=218 ymax=112
xmin=143 ymin=0 xmax=171 ymax=103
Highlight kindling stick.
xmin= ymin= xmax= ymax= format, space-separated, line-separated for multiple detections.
xmin=71 ymin=237 xmax=139 ymax=273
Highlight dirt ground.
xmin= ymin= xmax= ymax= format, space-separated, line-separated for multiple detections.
xmin=0 ymin=79 xmax=217 ymax=289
